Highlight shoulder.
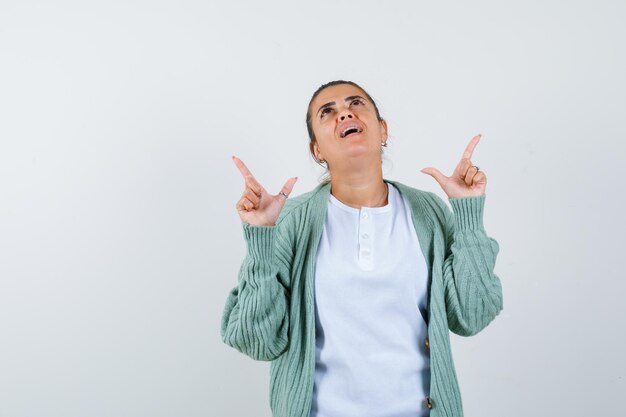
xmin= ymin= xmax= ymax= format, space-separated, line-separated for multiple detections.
xmin=388 ymin=179 xmax=451 ymax=229
xmin=389 ymin=180 xmax=449 ymax=214
xmin=275 ymin=182 xmax=329 ymax=226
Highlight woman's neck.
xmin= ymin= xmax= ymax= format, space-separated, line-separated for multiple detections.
xmin=329 ymin=167 xmax=388 ymax=209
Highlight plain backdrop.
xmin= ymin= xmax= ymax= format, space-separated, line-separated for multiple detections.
xmin=1 ymin=1 xmax=624 ymax=416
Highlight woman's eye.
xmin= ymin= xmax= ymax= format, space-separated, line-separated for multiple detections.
xmin=320 ymin=100 xmax=363 ymax=118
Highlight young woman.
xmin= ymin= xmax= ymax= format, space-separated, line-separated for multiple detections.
xmin=221 ymin=80 xmax=503 ymax=417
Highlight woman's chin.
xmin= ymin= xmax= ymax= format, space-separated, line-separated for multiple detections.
xmin=342 ymin=145 xmax=380 ymax=159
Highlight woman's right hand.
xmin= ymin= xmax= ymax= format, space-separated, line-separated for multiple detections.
xmin=232 ymin=155 xmax=298 ymax=226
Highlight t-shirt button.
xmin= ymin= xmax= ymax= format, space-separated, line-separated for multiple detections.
xmin=362 ymin=212 xmax=369 ymax=219
xmin=362 ymin=233 xmax=369 ymax=239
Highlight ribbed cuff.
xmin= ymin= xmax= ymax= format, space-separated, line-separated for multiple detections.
xmin=448 ymin=194 xmax=486 ymax=231
xmin=242 ymin=221 xmax=276 ymax=260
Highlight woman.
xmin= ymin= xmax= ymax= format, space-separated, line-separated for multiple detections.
xmin=221 ymin=80 xmax=503 ymax=417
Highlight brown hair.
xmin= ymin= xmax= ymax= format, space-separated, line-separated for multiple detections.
xmin=305 ymin=80 xmax=387 ymax=184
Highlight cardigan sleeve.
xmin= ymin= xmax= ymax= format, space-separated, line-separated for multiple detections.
xmin=220 ymin=220 xmax=292 ymax=361
xmin=437 ymin=194 xmax=504 ymax=336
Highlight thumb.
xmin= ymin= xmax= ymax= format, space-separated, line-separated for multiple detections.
xmin=420 ymin=167 xmax=447 ymax=187
xmin=279 ymin=176 xmax=298 ymax=197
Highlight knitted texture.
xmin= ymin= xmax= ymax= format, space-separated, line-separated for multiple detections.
xmin=221 ymin=179 xmax=503 ymax=417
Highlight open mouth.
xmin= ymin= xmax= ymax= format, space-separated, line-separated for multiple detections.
xmin=340 ymin=127 xmax=363 ymax=138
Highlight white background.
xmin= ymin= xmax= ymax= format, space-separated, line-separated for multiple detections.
xmin=1 ymin=0 xmax=624 ymax=416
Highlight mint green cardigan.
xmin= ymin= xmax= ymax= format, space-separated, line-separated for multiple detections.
xmin=221 ymin=178 xmax=503 ymax=417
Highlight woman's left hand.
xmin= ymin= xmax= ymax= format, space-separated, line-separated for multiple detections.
xmin=420 ymin=134 xmax=487 ymax=199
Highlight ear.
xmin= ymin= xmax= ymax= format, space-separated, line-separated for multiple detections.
xmin=380 ymin=119 xmax=388 ymax=141
xmin=313 ymin=141 xmax=324 ymax=161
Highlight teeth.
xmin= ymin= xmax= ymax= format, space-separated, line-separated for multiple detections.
xmin=341 ymin=126 xmax=361 ymax=137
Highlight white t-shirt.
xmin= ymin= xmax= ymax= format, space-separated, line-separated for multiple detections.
xmin=309 ymin=182 xmax=431 ymax=417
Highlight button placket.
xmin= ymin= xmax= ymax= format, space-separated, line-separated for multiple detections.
xmin=358 ymin=208 xmax=373 ymax=263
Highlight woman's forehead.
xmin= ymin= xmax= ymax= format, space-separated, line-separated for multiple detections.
xmin=314 ymin=84 xmax=365 ymax=103
xmin=310 ymin=85 xmax=368 ymax=119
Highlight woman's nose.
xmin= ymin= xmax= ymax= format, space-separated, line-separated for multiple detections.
xmin=339 ymin=112 xmax=353 ymax=121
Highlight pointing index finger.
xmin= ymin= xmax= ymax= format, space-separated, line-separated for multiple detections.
xmin=232 ymin=155 xmax=255 ymax=179
xmin=462 ymin=134 xmax=482 ymax=160
xmin=232 ymin=155 xmax=263 ymax=195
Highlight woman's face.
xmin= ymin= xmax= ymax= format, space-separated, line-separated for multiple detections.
xmin=309 ymin=84 xmax=388 ymax=169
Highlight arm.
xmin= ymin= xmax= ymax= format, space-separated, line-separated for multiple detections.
xmin=220 ymin=221 xmax=292 ymax=361
xmin=436 ymin=193 xmax=503 ymax=336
